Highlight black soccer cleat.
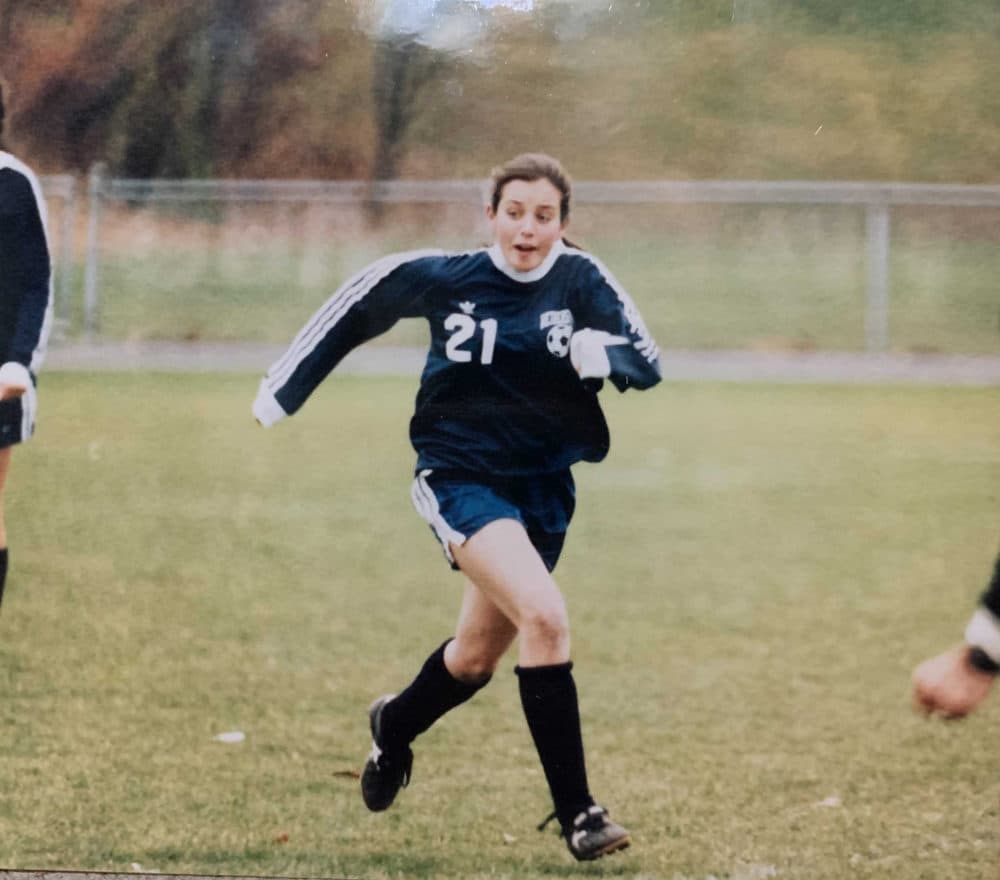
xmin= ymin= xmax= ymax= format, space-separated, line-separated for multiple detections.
xmin=360 ymin=694 xmax=413 ymax=812
xmin=564 ymin=805 xmax=631 ymax=861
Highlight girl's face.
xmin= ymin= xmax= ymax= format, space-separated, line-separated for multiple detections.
xmin=487 ymin=177 xmax=566 ymax=272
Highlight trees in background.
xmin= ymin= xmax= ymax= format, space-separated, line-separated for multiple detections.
xmin=0 ymin=0 xmax=370 ymax=177
xmin=0 ymin=0 xmax=998 ymax=182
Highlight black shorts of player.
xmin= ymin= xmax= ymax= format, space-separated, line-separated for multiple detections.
xmin=410 ymin=468 xmax=576 ymax=573
xmin=0 ymin=383 xmax=36 ymax=449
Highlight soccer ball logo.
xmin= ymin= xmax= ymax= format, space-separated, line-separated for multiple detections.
xmin=546 ymin=324 xmax=572 ymax=358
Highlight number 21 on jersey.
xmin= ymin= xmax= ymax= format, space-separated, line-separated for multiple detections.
xmin=444 ymin=313 xmax=498 ymax=365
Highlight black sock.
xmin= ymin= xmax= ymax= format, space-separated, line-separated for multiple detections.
xmin=379 ymin=638 xmax=490 ymax=749
xmin=0 ymin=547 xmax=7 ymax=608
xmin=516 ymin=661 xmax=594 ymax=832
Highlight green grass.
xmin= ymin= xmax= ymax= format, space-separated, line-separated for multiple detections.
xmin=1 ymin=373 xmax=999 ymax=879
xmin=77 ymin=205 xmax=1000 ymax=355
xmin=90 ymin=239 xmax=999 ymax=355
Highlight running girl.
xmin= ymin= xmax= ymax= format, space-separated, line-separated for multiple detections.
xmin=254 ymin=153 xmax=661 ymax=861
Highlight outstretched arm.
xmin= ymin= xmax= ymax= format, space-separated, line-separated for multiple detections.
xmin=911 ymin=551 xmax=1000 ymax=719
xmin=253 ymin=250 xmax=441 ymax=426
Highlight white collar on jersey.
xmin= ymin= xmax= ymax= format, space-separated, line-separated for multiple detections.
xmin=488 ymin=239 xmax=567 ymax=282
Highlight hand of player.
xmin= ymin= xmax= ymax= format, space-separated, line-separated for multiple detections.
xmin=0 ymin=384 xmax=26 ymax=401
xmin=912 ymin=644 xmax=995 ymax=719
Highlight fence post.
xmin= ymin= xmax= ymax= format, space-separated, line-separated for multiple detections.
xmin=57 ymin=176 xmax=77 ymax=328
xmin=83 ymin=162 xmax=106 ymax=338
xmin=865 ymin=201 xmax=890 ymax=352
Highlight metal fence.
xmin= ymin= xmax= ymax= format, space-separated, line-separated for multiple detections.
xmin=38 ymin=173 xmax=79 ymax=334
xmin=44 ymin=167 xmax=1000 ymax=353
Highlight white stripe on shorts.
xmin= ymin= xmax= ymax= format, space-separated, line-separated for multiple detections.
xmin=20 ymin=383 xmax=36 ymax=441
xmin=411 ymin=469 xmax=466 ymax=564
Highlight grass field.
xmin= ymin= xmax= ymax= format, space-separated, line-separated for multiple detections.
xmin=67 ymin=201 xmax=1000 ymax=356
xmin=89 ymin=236 xmax=1000 ymax=355
xmin=1 ymin=372 xmax=998 ymax=879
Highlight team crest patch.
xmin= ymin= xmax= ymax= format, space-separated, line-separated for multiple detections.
xmin=540 ymin=310 xmax=574 ymax=358
xmin=540 ymin=309 xmax=573 ymax=329
xmin=546 ymin=324 xmax=573 ymax=358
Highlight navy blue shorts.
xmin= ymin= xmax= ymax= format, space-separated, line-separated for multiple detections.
xmin=0 ymin=385 xmax=36 ymax=449
xmin=410 ymin=468 xmax=576 ymax=572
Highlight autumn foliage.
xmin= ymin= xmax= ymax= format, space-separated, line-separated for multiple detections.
xmin=2 ymin=0 xmax=999 ymax=182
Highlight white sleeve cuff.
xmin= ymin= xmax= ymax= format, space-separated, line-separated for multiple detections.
xmin=0 ymin=361 xmax=31 ymax=390
xmin=252 ymin=379 xmax=288 ymax=428
xmin=965 ymin=607 xmax=1000 ymax=665
xmin=569 ymin=329 xmax=629 ymax=380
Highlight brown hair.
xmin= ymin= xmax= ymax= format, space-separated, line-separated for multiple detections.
xmin=489 ymin=153 xmax=572 ymax=224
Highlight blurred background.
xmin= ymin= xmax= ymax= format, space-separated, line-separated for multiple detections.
xmin=2 ymin=0 xmax=998 ymax=356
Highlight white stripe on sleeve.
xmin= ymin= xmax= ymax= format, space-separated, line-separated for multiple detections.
xmin=265 ymin=249 xmax=442 ymax=393
xmin=570 ymin=247 xmax=660 ymax=363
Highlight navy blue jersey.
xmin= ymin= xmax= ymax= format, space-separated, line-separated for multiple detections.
xmin=0 ymin=151 xmax=53 ymax=370
xmin=255 ymin=240 xmax=661 ymax=475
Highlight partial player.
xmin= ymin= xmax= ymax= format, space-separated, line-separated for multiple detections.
xmin=912 ymin=549 xmax=1000 ymax=718
xmin=0 ymin=75 xmax=55 ymax=610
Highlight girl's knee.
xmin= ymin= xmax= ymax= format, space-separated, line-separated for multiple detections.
xmin=446 ymin=639 xmax=502 ymax=684
xmin=520 ymin=605 xmax=570 ymax=652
